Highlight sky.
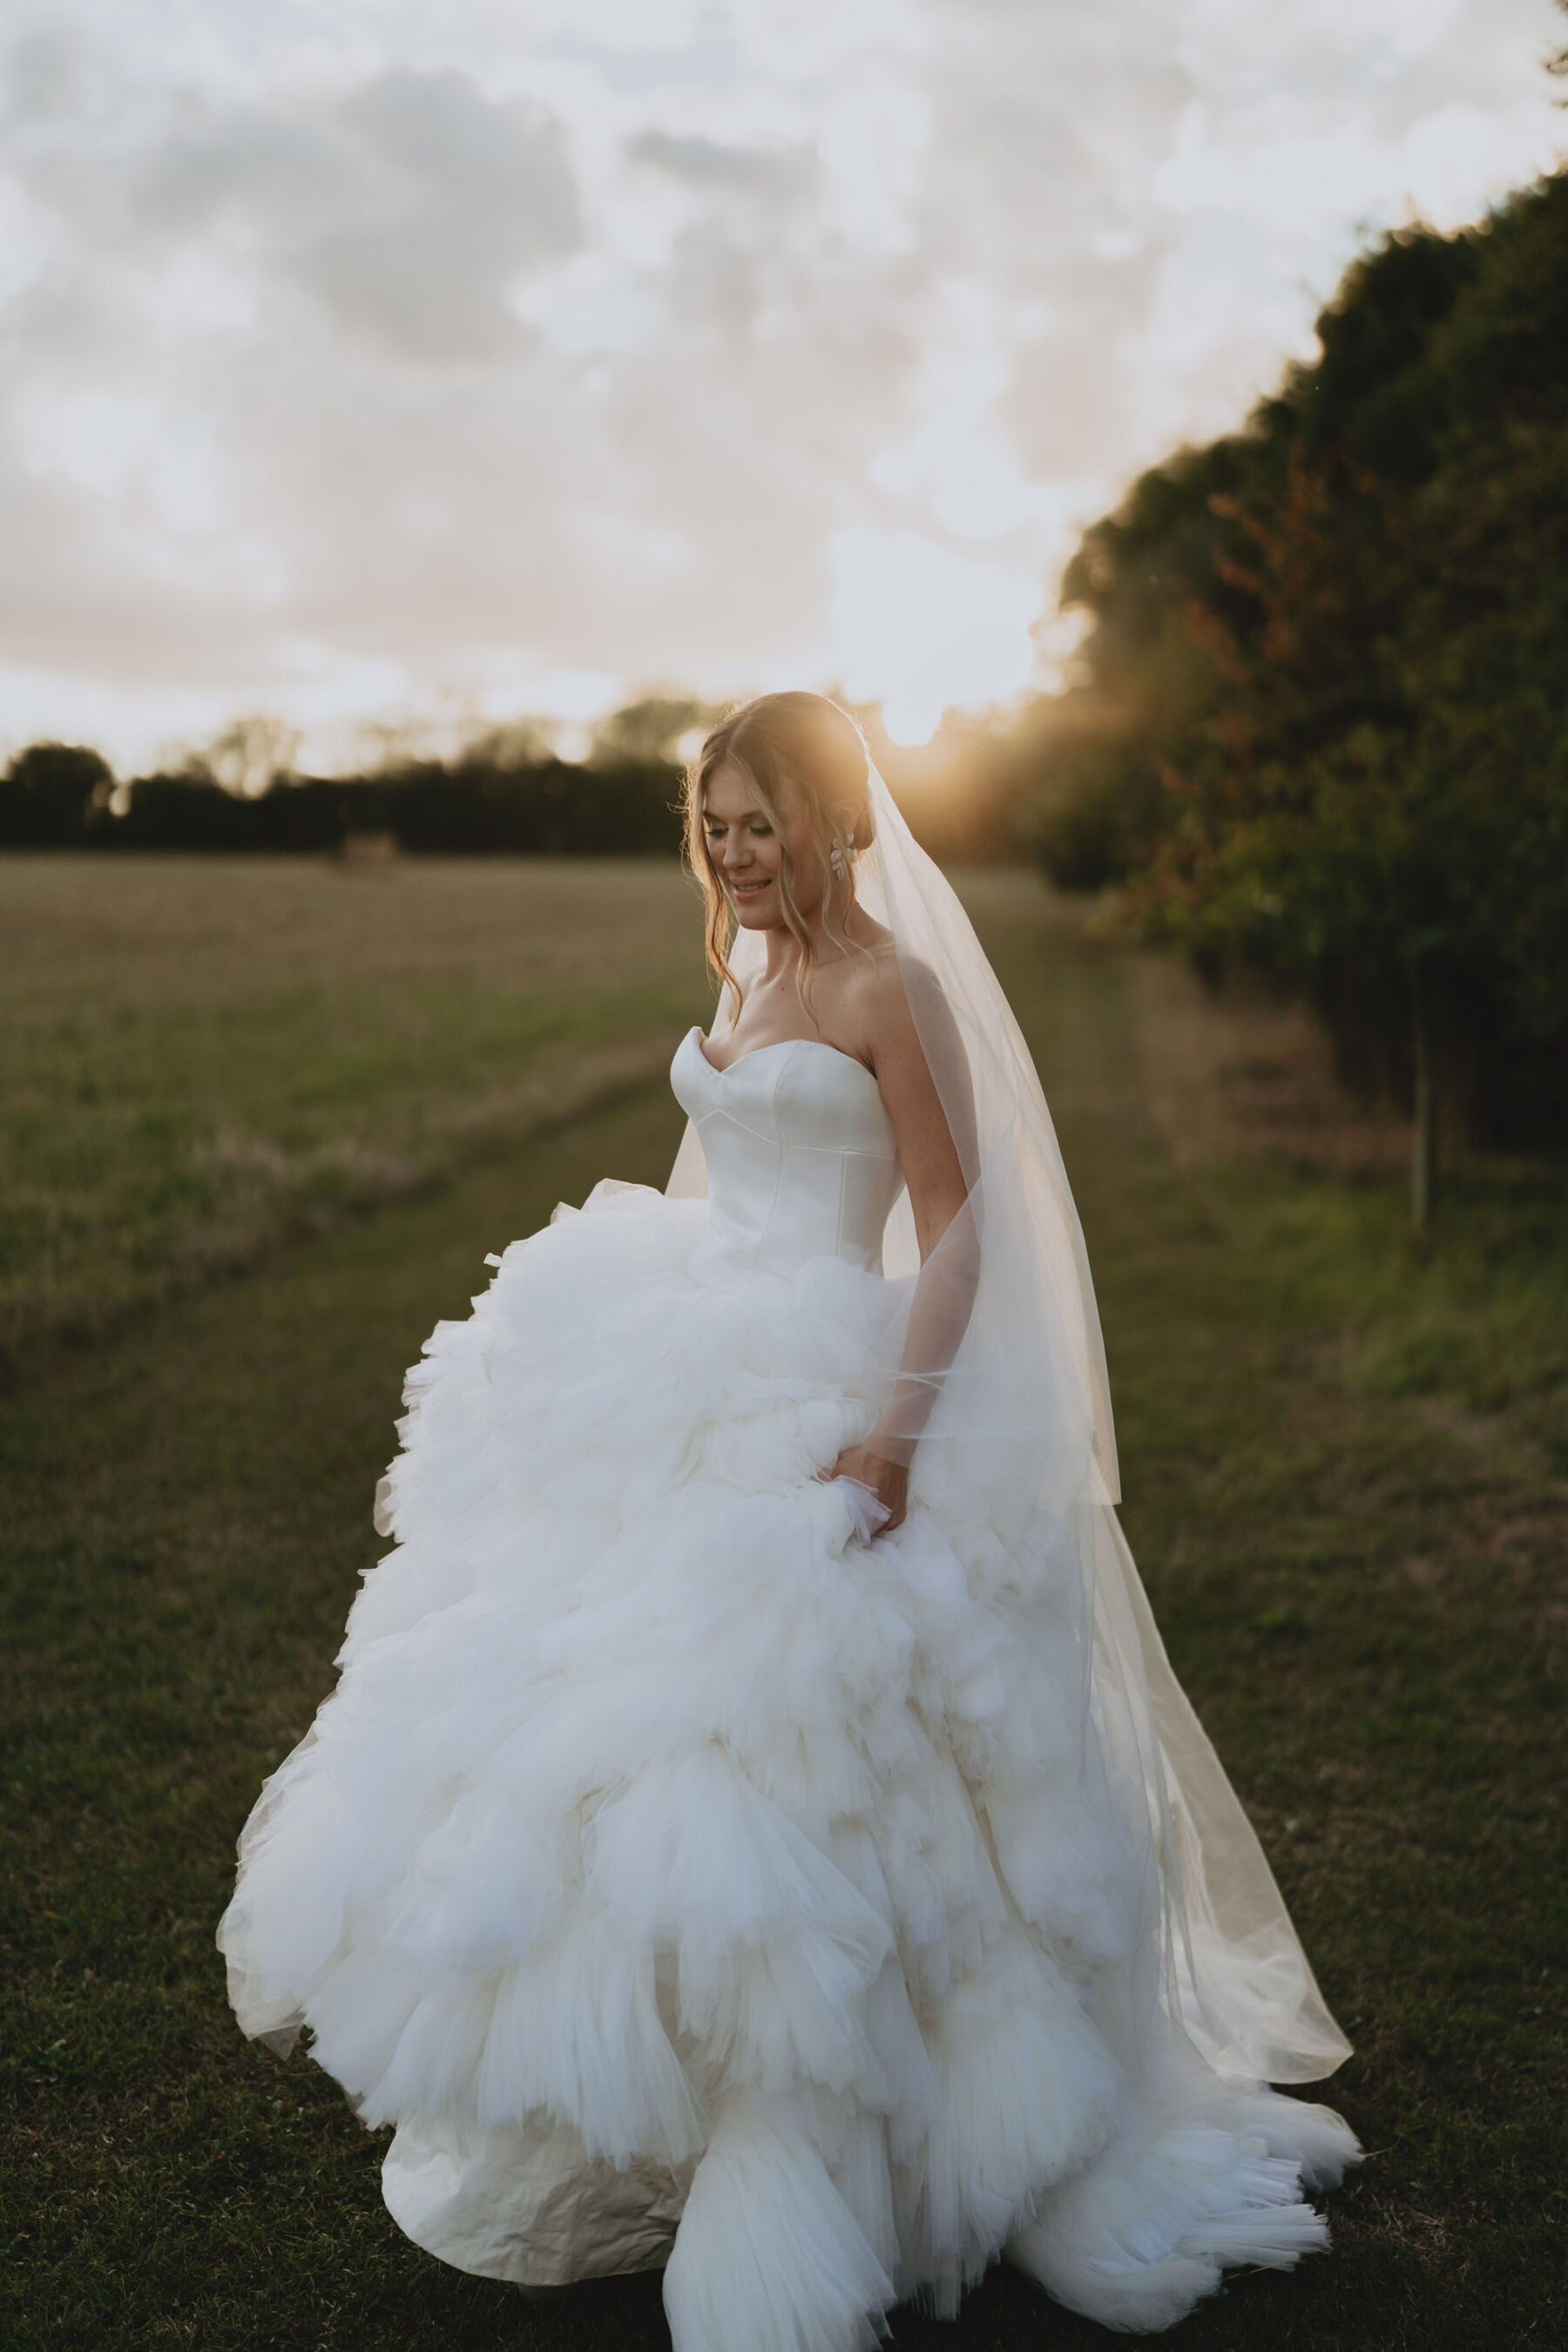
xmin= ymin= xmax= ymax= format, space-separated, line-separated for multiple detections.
xmin=0 ymin=0 xmax=1563 ymax=773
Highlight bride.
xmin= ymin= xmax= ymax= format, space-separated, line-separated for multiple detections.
xmin=220 ymin=691 xmax=1358 ymax=2346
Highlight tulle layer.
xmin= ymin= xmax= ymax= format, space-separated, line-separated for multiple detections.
xmin=219 ymin=1179 xmax=1356 ymax=2335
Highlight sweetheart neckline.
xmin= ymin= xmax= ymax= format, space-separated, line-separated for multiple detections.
xmin=688 ymin=1025 xmax=880 ymax=1089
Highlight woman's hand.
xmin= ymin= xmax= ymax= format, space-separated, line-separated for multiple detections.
xmin=819 ymin=1443 xmax=909 ymax=1535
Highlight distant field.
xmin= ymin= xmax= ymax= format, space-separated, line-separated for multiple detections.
xmin=0 ymin=855 xmax=712 ymax=1371
xmin=3 ymin=858 xmax=1565 ymax=2349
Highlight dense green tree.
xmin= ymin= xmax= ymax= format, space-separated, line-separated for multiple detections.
xmin=1040 ymin=169 xmax=1568 ymax=1213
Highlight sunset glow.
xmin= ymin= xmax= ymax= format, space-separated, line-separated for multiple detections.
xmin=831 ymin=530 xmax=1046 ymax=747
xmin=0 ymin=3 xmax=1561 ymax=769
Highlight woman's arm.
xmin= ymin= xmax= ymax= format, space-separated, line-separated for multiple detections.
xmin=824 ymin=959 xmax=978 ymax=1531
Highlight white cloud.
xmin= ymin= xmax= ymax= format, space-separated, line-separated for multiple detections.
xmin=830 ymin=526 xmax=1044 ymax=744
xmin=0 ymin=0 xmax=1561 ymax=770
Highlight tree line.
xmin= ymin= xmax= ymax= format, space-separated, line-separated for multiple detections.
xmin=0 ymin=705 xmax=704 ymax=862
xmin=1027 ymin=167 xmax=1568 ymax=1193
xmin=0 ymin=698 xmax=1027 ymax=866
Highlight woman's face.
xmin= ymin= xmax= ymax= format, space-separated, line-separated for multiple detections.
xmin=700 ymin=761 xmax=828 ymax=930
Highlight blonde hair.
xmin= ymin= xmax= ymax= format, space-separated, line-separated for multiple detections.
xmin=683 ymin=692 xmax=875 ymax=1023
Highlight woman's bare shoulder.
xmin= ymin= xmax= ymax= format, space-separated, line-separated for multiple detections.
xmin=851 ymin=950 xmax=948 ymax=1068
xmin=832 ymin=914 xmax=953 ymax=1064
xmin=866 ymin=946 xmax=948 ymax=1021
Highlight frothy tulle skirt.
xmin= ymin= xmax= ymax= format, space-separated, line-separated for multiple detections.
xmin=220 ymin=1179 xmax=1357 ymax=2342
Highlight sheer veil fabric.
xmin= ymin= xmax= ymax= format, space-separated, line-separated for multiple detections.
xmin=669 ymin=758 xmax=1351 ymax=2091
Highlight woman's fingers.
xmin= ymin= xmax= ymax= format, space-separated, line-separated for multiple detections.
xmin=814 ymin=1447 xmax=908 ymax=1534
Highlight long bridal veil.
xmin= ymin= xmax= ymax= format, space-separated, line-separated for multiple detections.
xmin=668 ymin=754 xmax=1351 ymax=2092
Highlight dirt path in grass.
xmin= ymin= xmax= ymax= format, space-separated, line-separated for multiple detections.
xmin=3 ymin=876 xmax=1562 ymax=2352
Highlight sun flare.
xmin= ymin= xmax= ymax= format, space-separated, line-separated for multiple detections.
xmin=829 ymin=528 xmax=1045 ymax=748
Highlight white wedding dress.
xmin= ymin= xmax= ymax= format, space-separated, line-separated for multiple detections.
xmin=220 ymin=1021 xmax=1358 ymax=2346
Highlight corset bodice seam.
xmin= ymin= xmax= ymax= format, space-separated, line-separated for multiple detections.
xmin=676 ymin=1029 xmax=903 ymax=1279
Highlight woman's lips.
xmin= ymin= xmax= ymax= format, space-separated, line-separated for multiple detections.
xmin=731 ymin=879 xmax=771 ymax=900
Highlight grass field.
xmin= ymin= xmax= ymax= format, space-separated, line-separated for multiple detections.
xmin=0 ymin=855 xmax=708 ymax=1375
xmin=3 ymin=859 xmax=1565 ymax=2350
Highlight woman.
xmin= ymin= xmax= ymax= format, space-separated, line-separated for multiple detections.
xmin=220 ymin=692 xmax=1358 ymax=2347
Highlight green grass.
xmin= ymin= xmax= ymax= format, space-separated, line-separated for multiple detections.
xmin=3 ymin=864 xmax=1565 ymax=2349
xmin=0 ymin=855 xmax=708 ymax=1372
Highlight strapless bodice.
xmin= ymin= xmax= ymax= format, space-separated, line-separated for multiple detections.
xmin=671 ymin=1026 xmax=903 ymax=1280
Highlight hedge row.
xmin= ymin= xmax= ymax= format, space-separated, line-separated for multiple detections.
xmin=0 ymin=746 xmax=685 ymax=858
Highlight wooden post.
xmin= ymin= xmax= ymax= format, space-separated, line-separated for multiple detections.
xmin=1411 ymin=963 xmax=1436 ymax=1233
